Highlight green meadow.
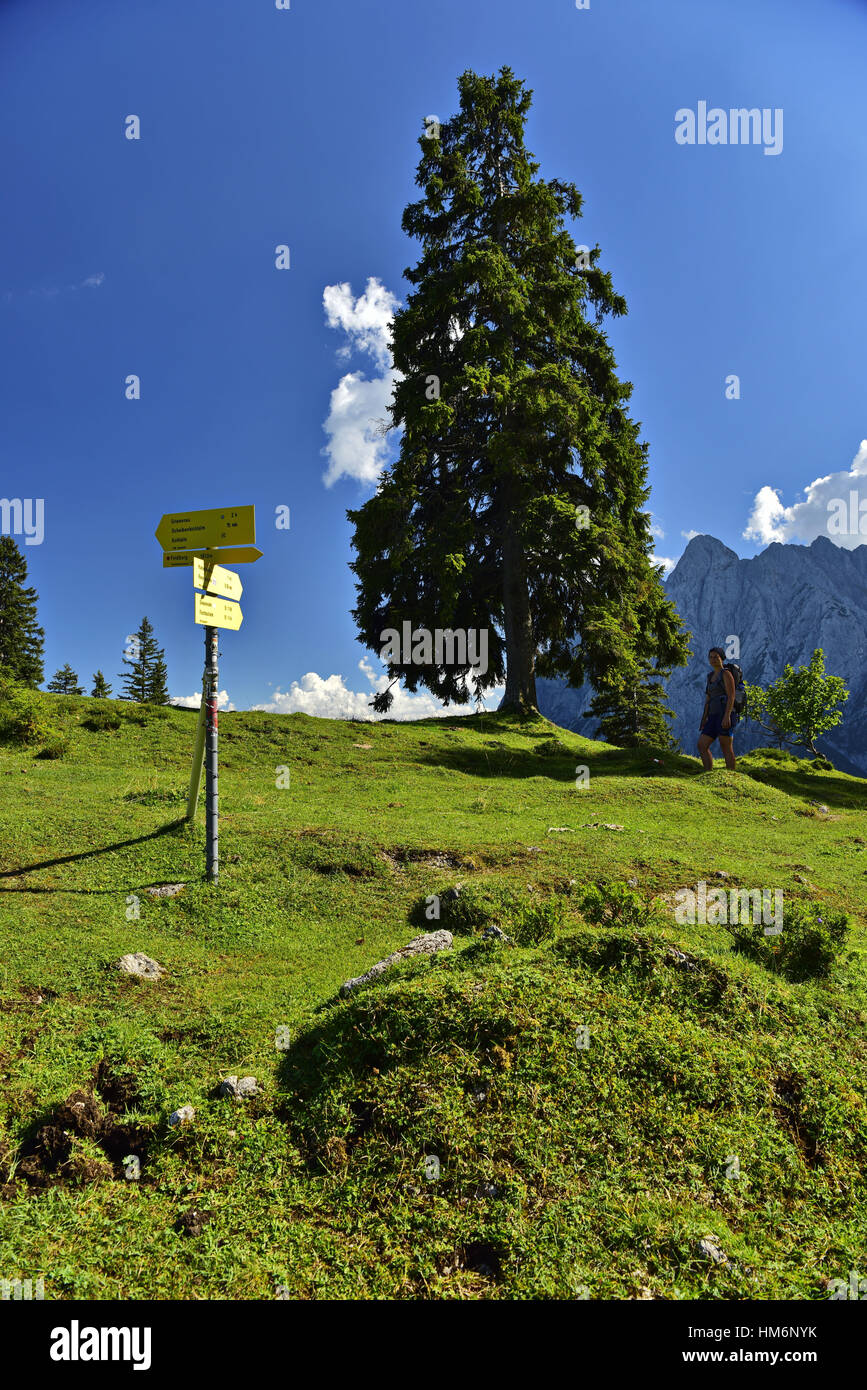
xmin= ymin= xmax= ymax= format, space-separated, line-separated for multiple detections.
xmin=1 ymin=693 xmax=866 ymax=1299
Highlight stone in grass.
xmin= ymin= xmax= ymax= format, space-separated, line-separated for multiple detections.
xmin=218 ymin=1075 xmax=259 ymax=1099
xmin=169 ymin=1105 xmax=196 ymax=1127
xmin=340 ymin=930 xmax=453 ymax=997
xmin=144 ymin=883 xmax=186 ymax=899
xmin=116 ymin=952 xmax=166 ymax=980
xmin=697 ymin=1235 xmax=728 ymax=1266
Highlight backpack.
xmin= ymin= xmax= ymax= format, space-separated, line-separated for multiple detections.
xmin=712 ymin=661 xmax=748 ymax=715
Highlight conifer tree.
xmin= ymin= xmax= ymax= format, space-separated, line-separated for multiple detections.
xmin=47 ymin=664 xmax=85 ymax=695
xmin=584 ymin=659 xmax=678 ymax=749
xmin=91 ymin=670 xmax=112 ymax=698
xmin=119 ymin=617 xmax=168 ymax=704
xmin=348 ymin=68 xmax=687 ymax=715
xmin=146 ymin=651 xmax=169 ymax=705
xmin=0 ymin=536 xmax=45 ymax=688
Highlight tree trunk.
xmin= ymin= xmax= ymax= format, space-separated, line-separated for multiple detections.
xmin=499 ymin=509 xmax=537 ymax=715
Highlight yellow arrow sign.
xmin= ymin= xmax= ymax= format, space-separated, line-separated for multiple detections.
xmin=156 ymin=506 xmax=255 ymax=552
xmin=194 ymin=593 xmax=243 ymax=631
xmin=163 ymin=547 xmax=262 ymax=568
xmin=193 ymin=557 xmax=243 ymax=601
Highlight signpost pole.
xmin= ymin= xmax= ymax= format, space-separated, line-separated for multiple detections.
xmin=204 ymin=626 xmax=219 ymax=883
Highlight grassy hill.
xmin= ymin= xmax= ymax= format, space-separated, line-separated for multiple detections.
xmin=1 ymin=693 xmax=866 ymax=1299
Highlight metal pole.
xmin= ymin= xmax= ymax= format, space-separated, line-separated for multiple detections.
xmin=205 ymin=625 xmax=219 ymax=883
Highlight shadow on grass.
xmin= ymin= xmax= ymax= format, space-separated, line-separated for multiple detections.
xmin=738 ymin=762 xmax=867 ymax=811
xmin=413 ymin=738 xmax=700 ymax=783
xmin=0 ymin=819 xmax=188 ymax=885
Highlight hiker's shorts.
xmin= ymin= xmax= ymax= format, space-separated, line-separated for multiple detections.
xmin=701 ymin=710 xmax=739 ymax=741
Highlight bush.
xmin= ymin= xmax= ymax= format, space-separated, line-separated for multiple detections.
xmin=409 ymin=883 xmax=496 ymax=934
xmin=810 ymin=756 xmax=834 ymax=772
xmin=510 ymin=896 xmax=565 ymax=945
xmin=36 ymin=735 xmax=68 ymax=760
xmin=573 ymin=879 xmax=649 ymax=931
xmin=0 ymin=680 xmax=54 ymax=746
xmin=534 ymin=737 xmax=570 ymax=758
xmin=83 ymin=709 xmax=123 ymax=733
xmin=727 ymin=899 xmax=849 ymax=981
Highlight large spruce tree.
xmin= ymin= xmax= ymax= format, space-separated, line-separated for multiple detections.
xmin=348 ymin=68 xmax=687 ymax=714
xmin=0 ymin=536 xmax=45 ymax=687
xmin=119 ymin=617 xmax=169 ymax=703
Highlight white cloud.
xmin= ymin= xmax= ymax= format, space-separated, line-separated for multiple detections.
xmin=323 ymin=279 xmax=397 ymax=370
xmin=252 ymin=658 xmax=502 ymax=720
xmin=321 ymin=278 xmax=402 ymax=488
xmin=3 ymin=272 xmax=105 ymax=300
xmin=681 ymin=529 xmax=700 ymax=541
xmin=171 ymin=689 xmax=235 ymax=711
xmin=651 ymin=553 xmax=677 ymax=576
xmin=743 ymin=440 xmax=867 ymax=549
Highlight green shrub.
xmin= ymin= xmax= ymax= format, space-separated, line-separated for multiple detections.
xmin=409 ymin=883 xmax=496 ymax=934
xmin=573 ymin=878 xmax=648 ymax=931
xmin=510 ymin=896 xmax=565 ymax=945
xmin=727 ymin=899 xmax=849 ymax=981
xmin=810 ymin=756 xmax=834 ymax=772
xmin=83 ymin=708 xmax=123 ymax=733
xmin=0 ymin=681 xmax=54 ymax=746
xmin=36 ymin=735 xmax=68 ymax=760
xmin=534 ymin=737 xmax=570 ymax=758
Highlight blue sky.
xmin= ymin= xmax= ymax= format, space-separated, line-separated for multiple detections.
xmin=2 ymin=0 xmax=865 ymax=714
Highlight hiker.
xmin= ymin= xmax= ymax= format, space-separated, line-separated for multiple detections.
xmin=698 ymin=647 xmax=740 ymax=771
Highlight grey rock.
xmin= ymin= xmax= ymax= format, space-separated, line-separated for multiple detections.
xmin=169 ymin=1105 xmax=195 ymax=1127
xmin=116 ymin=952 xmax=165 ymax=980
xmin=219 ymin=1075 xmax=259 ymax=1098
xmin=144 ymin=883 xmax=186 ymax=898
xmin=697 ymin=1235 xmax=728 ymax=1266
xmin=538 ymin=534 xmax=867 ymax=777
xmin=482 ymin=925 xmax=511 ymax=943
xmin=340 ymin=930 xmax=453 ymax=997
xmin=666 ymin=946 xmax=700 ymax=972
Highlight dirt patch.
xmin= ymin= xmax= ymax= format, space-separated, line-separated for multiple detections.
xmin=771 ymin=1073 xmax=820 ymax=1167
xmin=3 ymin=1060 xmax=152 ymax=1192
xmin=0 ymin=986 xmax=58 ymax=1012
xmin=174 ymin=1208 xmax=214 ymax=1238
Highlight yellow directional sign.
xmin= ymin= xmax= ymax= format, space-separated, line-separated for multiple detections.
xmin=156 ymin=506 xmax=255 ymax=552
xmin=193 ymin=557 xmax=243 ymax=601
xmin=163 ymin=546 xmax=262 ymax=569
xmin=194 ymin=593 xmax=243 ymax=631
